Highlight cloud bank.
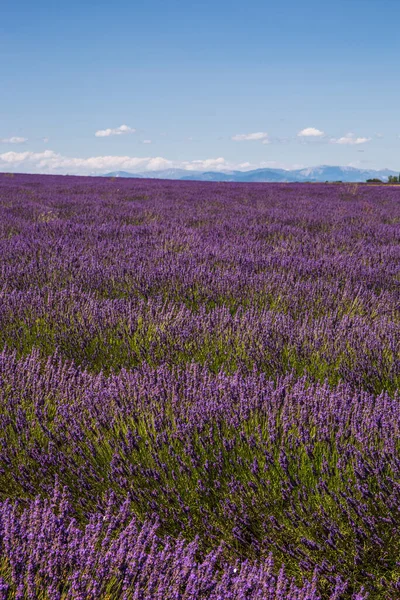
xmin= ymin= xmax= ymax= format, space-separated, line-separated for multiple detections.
xmin=297 ymin=128 xmax=325 ymax=137
xmin=331 ymin=133 xmax=371 ymax=145
xmin=0 ymin=137 xmax=28 ymax=144
xmin=95 ymin=125 xmax=136 ymax=138
xmin=0 ymin=150 xmax=233 ymax=175
xmin=232 ymin=132 xmax=269 ymax=142
xmin=0 ymin=150 xmax=305 ymax=176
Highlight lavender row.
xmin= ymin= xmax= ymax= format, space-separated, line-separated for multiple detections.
xmin=0 ymin=175 xmax=399 ymax=394
xmin=1 ymin=177 xmax=400 ymax=310
xmin=1 ymin=174 xmax=400 ymax=597
xmin=0 ymin=288 xmax=398 ymax=392
xmin=0 ymin=349 xmax=399 ymax=596
xmin=0 ymin=489 xmax=368 ymax=600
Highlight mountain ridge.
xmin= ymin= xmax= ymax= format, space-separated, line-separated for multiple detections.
xmin=103 ymin=165 xmax=398 ymax=183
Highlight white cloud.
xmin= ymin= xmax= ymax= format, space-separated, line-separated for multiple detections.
xmin=0 ymin=136 xmax=28 ymax=144
xmin=331 ymin=133 xmax=371 ymax=145
xmin=232 ymin=132 xmax=269 ymax=142
xmin=297 ymin=127 xmax=325 ymax=137
xmin=142 ymin=139 xmax=152 ymax=144
xmin=259 ymin=160 xmax=305 ymax=170
xmin=0 ymin=150 xmax=233 ymax=175
xmin=0 ymin=150 xmax=310 ymax=176
xmin=43 ymin=137 xmax=49 ymax=143
xmin=0 ymin=150 xmax=59 ymax=165
xmin=0 ymin=150 xmax=168 ymax=172
xmin=95 ymin=124 xmax=136 ymax=138
xmin=182 ymin=157 xmax=227 ymax=171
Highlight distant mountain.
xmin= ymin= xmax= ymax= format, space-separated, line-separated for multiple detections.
xmin=102 ymin=166 xmax=398 ymax=183
xmin=181 ymin=168 xmax=299 ymax=182
xmin=237 ymin=168 xmax=300 ymax=183
xmin=292 ymin=166 xmax=398 ymax=183
xmin=181 ymin=171 xmax=238 ymax=182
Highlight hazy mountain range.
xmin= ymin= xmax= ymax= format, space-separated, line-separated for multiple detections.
xmin=103 ymin=165 xmax=399 ymax=183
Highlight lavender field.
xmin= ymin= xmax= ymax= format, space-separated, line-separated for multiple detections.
xmin=0 ymin=173 xmax=399 ymax=599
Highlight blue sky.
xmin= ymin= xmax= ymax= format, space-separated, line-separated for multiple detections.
xmin=1 ymin=0 xmax=400 ymax=174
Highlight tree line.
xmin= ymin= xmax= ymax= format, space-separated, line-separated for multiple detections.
xmin=366 ymin=175 xmax=400 ymax=184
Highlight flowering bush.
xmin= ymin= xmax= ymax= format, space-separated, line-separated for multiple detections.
xmin=0 ymin=173 xmax=399 ymax=597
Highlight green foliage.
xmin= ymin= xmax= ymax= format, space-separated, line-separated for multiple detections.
xmin=387 ymin=175 xmax=400 ymax=183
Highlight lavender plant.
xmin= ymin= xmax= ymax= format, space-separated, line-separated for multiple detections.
xmin=0 ymin=173 xmax=399 ymax=598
